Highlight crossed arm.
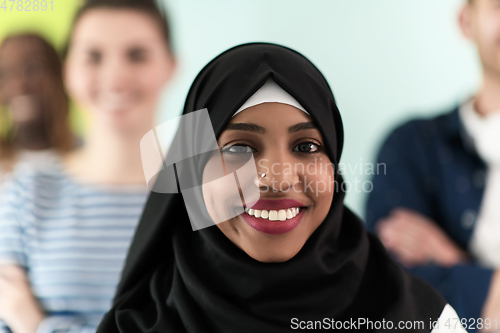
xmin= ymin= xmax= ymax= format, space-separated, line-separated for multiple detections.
xmin=375 ymin=208 xmax=500 ymax=331
xmin=0 ymin=264 xmax=45 ymax=333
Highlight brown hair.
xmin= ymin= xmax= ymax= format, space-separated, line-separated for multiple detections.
xmin=63 ymin=0 xmax=173 ymax=58
xmin=0 ymin=34 xmax=74 ymax=161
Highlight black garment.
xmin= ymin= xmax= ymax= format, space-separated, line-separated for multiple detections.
xmin=97 ymin=43 xmax=446 ymax=333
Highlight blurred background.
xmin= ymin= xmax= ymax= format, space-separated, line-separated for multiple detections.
xmin=0 ymin=0 xmax=480 ymax=218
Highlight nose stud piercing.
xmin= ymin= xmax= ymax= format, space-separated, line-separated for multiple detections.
xmin=259 ymin=173 xmax=266 ymax=178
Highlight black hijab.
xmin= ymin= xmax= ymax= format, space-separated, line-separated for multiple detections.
xmin=97 ymin=43 xmax=446 ymax=333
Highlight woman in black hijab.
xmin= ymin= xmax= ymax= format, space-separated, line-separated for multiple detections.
xmin=97 ymin=43 xmax=465 ymax=332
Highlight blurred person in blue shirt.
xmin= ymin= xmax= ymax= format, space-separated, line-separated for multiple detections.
xmin=366 ymin=0 xmax=500 ymax=329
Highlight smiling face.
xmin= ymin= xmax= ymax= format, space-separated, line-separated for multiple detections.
xmin=202 ymin=103 xmax=335 ymax=263
xmin=0 ymin=38 xmax=44 ymax=103
xmin=64 ymin=8 xmax=175 ymax=134
xmin=0 ymin=37 xmax=50 ymax=123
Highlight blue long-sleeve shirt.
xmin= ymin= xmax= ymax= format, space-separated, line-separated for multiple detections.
xmin=365 ymin=107 xmax=493 ymax=330
xmin=0 ymin=161 xmax=148 ymax=333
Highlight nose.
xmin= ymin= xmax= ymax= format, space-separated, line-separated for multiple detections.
xmin=100 ymin=56 xmax=132 ymax=92
xmin=255 ymin=154 xmax=301 ymax=192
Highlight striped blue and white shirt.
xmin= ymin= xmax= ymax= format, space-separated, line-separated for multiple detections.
xmin=0 ymin=160 xmax=149 ymax=333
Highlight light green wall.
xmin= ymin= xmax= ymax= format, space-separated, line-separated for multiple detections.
xmin=0 ymin=0 xmax=85 ymax=134
xmin=0 ymin=0 xmax=81 ymax=49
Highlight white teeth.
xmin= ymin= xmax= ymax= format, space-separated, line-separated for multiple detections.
xmin=101 ymin=93 xmax=132 ymax=110
xmin=269 ymin=210 xmax=278 ymax=221
xmin=244 ymin=207 xmax=302 ymax=220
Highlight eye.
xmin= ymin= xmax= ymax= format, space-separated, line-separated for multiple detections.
xmin=128 ymin=48 xmax=148 ymax=63
xmin=293 ymin=142 xmax=321 ymax=154
xmin=87 ymin=50 xmax=102 ymax=65
xmin=221 ymin=144 xmax=255 ymax=156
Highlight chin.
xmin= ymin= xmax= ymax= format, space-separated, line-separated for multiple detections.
xmin=247 ymin=245 xmax=302 ymax=263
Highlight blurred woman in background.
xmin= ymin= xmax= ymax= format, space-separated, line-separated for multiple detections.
xmin=0 ymin=0 xmax=175 ymax=332
xmin=0 ymin=34 xmax=74 ymax=183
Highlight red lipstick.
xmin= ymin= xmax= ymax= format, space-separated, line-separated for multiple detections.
xmin=240 ymin=199 xmax=306 ymax=235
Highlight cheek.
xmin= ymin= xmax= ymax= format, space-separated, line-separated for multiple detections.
xmin=134 ymin=62 xmax=171 ymax=101
xmin=66 ymin=64 xmax=97 ymax=108
xmin=202 ymin=155 xmax=243 ymax=225
xmin=476 ymin=13 xmax=500 ymax=48
xmin=303 ymin=161 xmax=335 ymax=193
xmin=304 ymin=161 xmax=335 ymax=214
xmin=201 ymin=167 xmax=218 ymax=222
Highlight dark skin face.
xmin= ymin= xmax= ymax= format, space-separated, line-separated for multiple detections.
xmin=202 ymin=103 xmax=335 ymax=263
xmin=0 ymin=38 xmax=46 ymax=118
xmin=0 ymin=37 xmax=52 ymax=149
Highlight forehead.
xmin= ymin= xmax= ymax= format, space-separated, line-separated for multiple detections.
xmin=221 ymin=102 xmax=320 ymax=139
xmin=0 ymin=38 xmax=45 ymax=64
xmin=71 ymin=8 xmax=164 ymax=49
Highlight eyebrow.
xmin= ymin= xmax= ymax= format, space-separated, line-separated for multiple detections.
xmin=288 ymin=122 xmax=317 ymax=133
xmin=225 ymin=121 xmax=317 ymax=134
xmin=225 ymin=123 xmax=265 ymax=133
